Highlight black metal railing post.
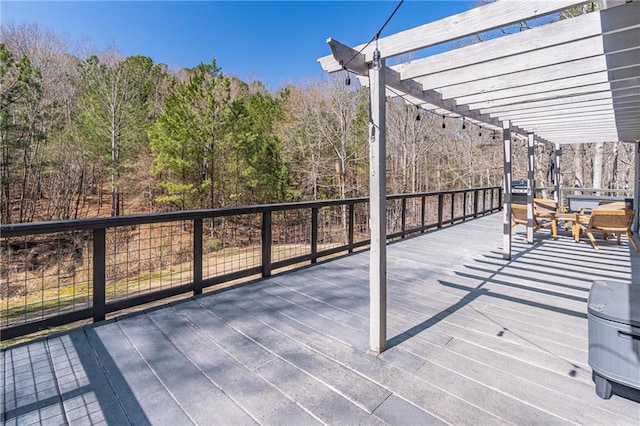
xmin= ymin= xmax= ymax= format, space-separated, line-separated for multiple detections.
xmin=474 ymin=189 xmax=479 ymax=218
xmin=92 ymin=228 xmax=106 ymax=322
xmin=193 ymin=218 xmax=203 ymax=295
xmin=421 ymin=196 xmax=426 ymax=233
xmin=482 ymin=189 xmax=486 ymax=214
xmin=437 ymin=193 xmax=444 ymax=228
xmin=463 ymin=191 xmax=468 ymax=221
xmin=311 ymin=207 xmax=318 ymax=263
xmin=401 ymin=198 xmax=407 ymax=238
xmin=348 ymin=202 xmax=354 ymax=253
xmin=262 ymin=211 xmax=272 ymax=278
xmin=450 ymin=193 xmax=455 ymax=224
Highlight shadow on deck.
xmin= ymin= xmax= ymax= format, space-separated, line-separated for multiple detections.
xmin=3 ymin=214 xmax=639 ymax=425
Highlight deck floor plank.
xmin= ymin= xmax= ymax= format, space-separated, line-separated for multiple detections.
xmin=86 ymin=320 xmax=193 ymax=426
xmin=47 ymin=329 xmax=129 ymax=425
xmin=117 ymin=314 xmax=257 ymax=425
xmin=210 ymin=288 xmax=511 ymax=425
xmin=145 ymin=305 xmax=321 ymax=426
xmin=3 ymin=213 xmax=640 ymax=424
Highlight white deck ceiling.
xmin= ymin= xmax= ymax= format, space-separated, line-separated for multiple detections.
xmin=318 ymin=0 xmax=640 ymax=145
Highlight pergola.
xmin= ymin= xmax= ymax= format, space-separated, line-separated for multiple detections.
xmin=318 ymin=0 xmax=640 ymax=353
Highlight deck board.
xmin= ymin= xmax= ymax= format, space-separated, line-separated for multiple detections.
xmin=3 ymin=213 xmax=640 ymax=425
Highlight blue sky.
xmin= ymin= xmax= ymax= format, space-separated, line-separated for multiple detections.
xmin=2 ymin=1 xmax=475 ymax=91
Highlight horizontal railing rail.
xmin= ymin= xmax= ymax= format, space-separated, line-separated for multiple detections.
xmin=1 ymin=186 xmax=501 ymax=340
xmin=536 ymin=186 xmax=634 ymax=198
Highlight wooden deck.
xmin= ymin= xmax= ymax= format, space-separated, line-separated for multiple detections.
xmin=3 ymin=213 xmax=640 ymax=425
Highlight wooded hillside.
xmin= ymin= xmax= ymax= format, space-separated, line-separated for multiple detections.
xmin=1 ymin=23 xmax=635 ymax=224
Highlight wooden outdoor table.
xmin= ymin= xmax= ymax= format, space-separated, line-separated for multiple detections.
xmin=554 ymin=212 xmax=581 ymax=242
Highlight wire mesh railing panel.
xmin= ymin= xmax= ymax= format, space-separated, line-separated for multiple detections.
xmin=454 ymin=194 xmax=466 ymax=219
xmin=1 ymin=186 xmax=501 ymax=340
xmin=271 ymin=209 xmax=311 ymax=263
xmin=425 ymin=196 xmax=439 ymax=226
xmin=404 ymin=198 xmax=422 ymax=230
xmin=386 ymin=199 xmax=403 ymax=235
xmin=202 ymin=214 xmax=262 ymax=279
xmin=1 ymin=231 xmax=92 ymax=327
xmin=105 ymin=221 xmax=193 ymax=303
xmin=353 ymin=202 xmax=370 ymax=243
xmin=442 ymin=193 xmax=453 ymax=224
xmin=318 ymin=205 xmax=349 ymax=250
xmin=465 ymin=192 xmax=474 ymax=218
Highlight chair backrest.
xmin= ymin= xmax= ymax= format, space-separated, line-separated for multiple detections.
xmin=511 ymin=204 xmax=529 ymax=225
xmin=588 ymin=209 xmax=634 ymax=232
xmin=533 ymin=198 xmax=557 ymax=216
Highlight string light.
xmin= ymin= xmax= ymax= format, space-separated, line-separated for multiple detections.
xmin=341 ymin=0 xmax=404 ymax=74
xmin=492 ymin=130 xmax=496 ymax=140
xmin=385 ymin=87 xmax=490 ymax=139
xmin=344 ymin=68 xmax=351 ymax=86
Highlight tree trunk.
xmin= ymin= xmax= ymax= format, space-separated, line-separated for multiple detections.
xmin=573 ymin=145 xmax=584 ymax=195
xmin=610 ymin=141 xmax=619 ymax=189
xmin=593 ymin=142 xmax=604 ymax=195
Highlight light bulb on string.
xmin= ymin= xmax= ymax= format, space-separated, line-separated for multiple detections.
xmin=462 ymin=117 xmax=466 ymax=130
xmin=416 ymin=105 xmax=421 ymax=121
xmin=442 ymin=116 xmax=446 ymax=129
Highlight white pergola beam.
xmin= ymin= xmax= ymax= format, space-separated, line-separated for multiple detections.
xmin=482 ymin=91 xmax=640 ymax=115
xmin=466 ymin=82 xmax=640 ymax=111
xmin=421 ymin=37 xmax=607 ymax=90
xmin=398 ymin=2 xmax=639 ymax=80
xmin=321 ymin=1 xmax=639 ymax=146
xmin=333 ymin=38 xmax=550 ymax=144
xmin=318 ymin=0 xmax=593 ymax=73
xmin=439 ymin=64 xmax=639 ymax=104
xmin=497 ymin=101 xmax=640 ymax=120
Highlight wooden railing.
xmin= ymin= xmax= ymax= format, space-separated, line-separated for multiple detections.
xmin=1 ymin=187 xmax=501 ymax=340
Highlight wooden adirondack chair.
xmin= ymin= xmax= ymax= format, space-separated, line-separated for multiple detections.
xmin=533 ymin=198 xmax=558 ymax=217
xmin=578 ymin=208 xmax=639 ymax=251
xmin=511 ymin=203 xmax=557 ymax=240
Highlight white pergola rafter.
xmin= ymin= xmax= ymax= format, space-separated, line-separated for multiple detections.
xmin=317 ymin=0 xmax=640 ymax=354
xmin=319 ymin=0 xmax=640 ymax=144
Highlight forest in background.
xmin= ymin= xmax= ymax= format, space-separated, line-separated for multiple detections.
xmin=1 ymin=21 xmax=636 ymax=225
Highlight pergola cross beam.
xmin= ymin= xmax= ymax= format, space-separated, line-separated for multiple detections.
xmin=327 ymin=38 xmax=549 ymax=143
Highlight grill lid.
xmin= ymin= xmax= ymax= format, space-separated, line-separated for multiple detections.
xmin=588 ymin=280 xmax=640 ymax=328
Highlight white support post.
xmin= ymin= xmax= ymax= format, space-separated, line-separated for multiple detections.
xmin=554 ymin=143 xmax=562 ymax=208
xmin=502 ymin=121 xmax=512 ymax=260
xmin=634 ymin=142 xmax=640 ymax=233
xmin=526 ymin=133 xmax=535 ymax=244
xmin=369 ymin=50 xmax=387 ymax=354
